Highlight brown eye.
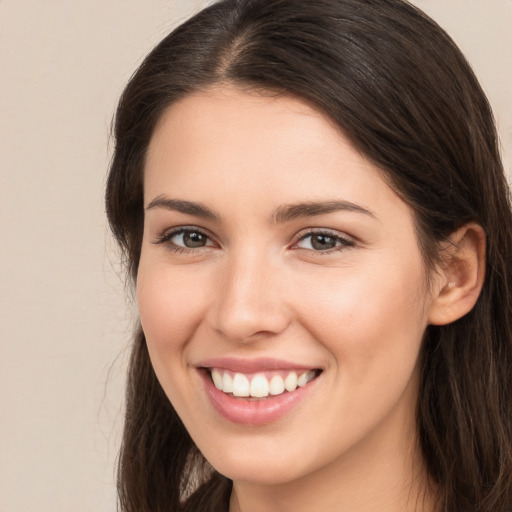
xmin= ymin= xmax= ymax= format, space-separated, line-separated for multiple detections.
xmin=181 ymin=231 xmax=208 ymax=248
xmin=310 ymin=234 xmax=337 ymax=250
xmin=165 ymin=229 xmax=213 ymax=249
xmin=296 ymin=231 xmax=354 ymax=252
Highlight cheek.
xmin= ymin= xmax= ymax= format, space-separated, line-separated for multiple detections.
xmin=296 ymin=257 xmax=428 ymax=378
xmin=136 ymin=261 xmax=212 ymax=417
xmin=136 ymin=261 xmax=207 ymax=355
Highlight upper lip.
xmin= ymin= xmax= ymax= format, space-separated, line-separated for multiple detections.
xmin=196 ymin=357 xmax=320 ymax=374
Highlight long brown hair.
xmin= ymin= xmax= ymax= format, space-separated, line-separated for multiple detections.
xmin=106 ymin=1 xmax=512 ymax=510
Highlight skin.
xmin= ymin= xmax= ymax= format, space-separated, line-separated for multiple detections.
xmin=137 ymin=86 xmax=483 ymax=511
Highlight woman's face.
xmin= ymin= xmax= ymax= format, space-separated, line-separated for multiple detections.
xmin=137 ymin=86 xmax=439 ymax=485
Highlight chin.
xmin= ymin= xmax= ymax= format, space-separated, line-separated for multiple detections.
xmin=212 ymin=456 xmax=305 ymax=486
xmin=195 ymin=432 xmax=323 ymax=486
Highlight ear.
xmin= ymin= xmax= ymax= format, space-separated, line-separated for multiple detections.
xmin=428 ymin=223 xmax=486 ymax=326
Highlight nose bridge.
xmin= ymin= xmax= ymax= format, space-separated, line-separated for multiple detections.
xmin=210 ymin=246 xmax=290 ymax=342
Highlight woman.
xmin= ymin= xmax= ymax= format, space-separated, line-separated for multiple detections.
xmin=105 ymin=0 xmax=512 ymax=510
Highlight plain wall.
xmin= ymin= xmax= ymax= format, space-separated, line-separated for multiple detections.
xmin=0 ymin=1 xmax=510 ymax=511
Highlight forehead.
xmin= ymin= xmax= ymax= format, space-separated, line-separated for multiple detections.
xmin=146 ymin=86 xmax=345 ymax=170
xmin=143 ymin=86 xmax=409 ymax=225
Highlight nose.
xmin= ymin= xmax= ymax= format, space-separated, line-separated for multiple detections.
xmin=208 ymin=250 xmax=292 ymax=343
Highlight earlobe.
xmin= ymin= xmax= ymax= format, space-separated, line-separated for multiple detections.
xmin=428 ymin=223 xmax=486 ymax=326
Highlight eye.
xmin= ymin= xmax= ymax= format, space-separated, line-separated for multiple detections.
xmin=154 ymin=227 xmax=215 ymax=252
xmin=295 ymin=231 xmax=354 ymax=252
xmin=172 ymin=230 xmax=210 ymax=248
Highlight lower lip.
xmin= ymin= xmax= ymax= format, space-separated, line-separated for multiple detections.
xmin=199 ymin=370 xmax=319 ymax=426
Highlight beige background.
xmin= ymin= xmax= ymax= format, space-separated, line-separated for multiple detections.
xmin=0 ymin=1 xmax=510 ymax=511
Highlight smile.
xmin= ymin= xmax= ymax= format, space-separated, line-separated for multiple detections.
xmin=210 ymin=368 xmax=319 ymax=398
xmin=197 ymin=360 xmax=323 ymax=425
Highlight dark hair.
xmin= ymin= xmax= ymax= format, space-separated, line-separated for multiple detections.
xmin=106 ymin=0 xmax=512 ymax=510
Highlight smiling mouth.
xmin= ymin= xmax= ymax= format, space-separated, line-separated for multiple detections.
xmin=206 ymin=368 xmax=322 ymax=399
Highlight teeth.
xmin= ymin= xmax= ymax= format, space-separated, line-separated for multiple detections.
xmin=222 ymin=372 xmax=233 ymax=393
xmin=232 ymin=373 xmax=250 ymax=397
xmin=284 ymin=372 xmax=298 ymax=392
xmin=212 ymin=368 xmax=223 ymax=390
xmin=210 ymin=369 xmax=318 ymax=398
xmin=298 ymin=370 xmax=316 ymax=387
xmin=269 ymin=375 xmax=285 ymax=395
xmin=250 ymin=374 xmax=269 ymax=398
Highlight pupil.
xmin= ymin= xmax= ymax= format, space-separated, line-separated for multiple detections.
xmin=312 ymin=234 xmax=336 ymax=250
xmin=184 ymin=232 xmax=206 ymax=248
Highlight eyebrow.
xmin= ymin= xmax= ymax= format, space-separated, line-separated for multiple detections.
xmin=271 ymin=200 xmax=376 ymax=223
xmin=145 ymin=196 xmax=221 ymax=221
xmin=145 ymin=195 xmax=375 ymax=223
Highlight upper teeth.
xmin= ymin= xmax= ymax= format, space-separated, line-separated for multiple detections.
xmin=210 ymin=369 xmax=317 ymax=398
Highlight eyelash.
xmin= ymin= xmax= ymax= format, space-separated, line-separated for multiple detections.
xmin=153 ymin=227 xmax=355 ymax=255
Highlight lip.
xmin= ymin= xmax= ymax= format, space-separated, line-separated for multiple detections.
xmin=197 ymin=357 xmax=319 ymax=374
xmin=197 ymin=358 xmax=322 ymax=426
